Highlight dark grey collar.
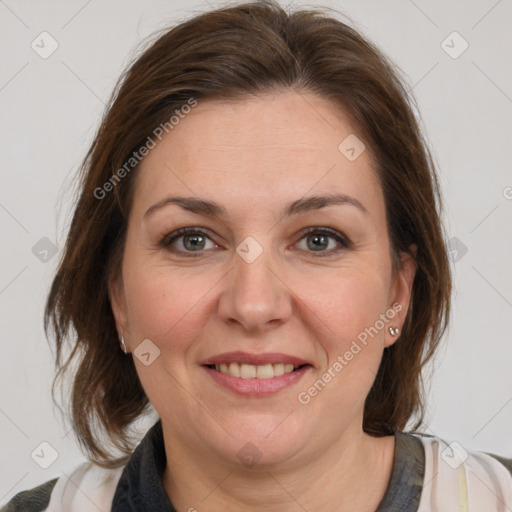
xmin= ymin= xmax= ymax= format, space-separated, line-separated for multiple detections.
xmin=111 ymin=420 xmax=424 ymax=511
xmin=376 ymin=430 xmax=425 ymax=511
xmin=112 ymin=420 xmax=176 ymax=511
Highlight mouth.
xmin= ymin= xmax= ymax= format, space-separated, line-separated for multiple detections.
xmin=205 ymin=362 xmax=310 ymax=379
xmin=199 ymin=352 xmax=313 ymax=396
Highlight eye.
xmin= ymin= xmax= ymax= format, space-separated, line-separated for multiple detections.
xmin=294 ymin=227 xmax=349 ymax=256
xmin=160 ymin=226 xmax=350 ymax=257
xmin=160 ymin=227 xmax=218 ymax=256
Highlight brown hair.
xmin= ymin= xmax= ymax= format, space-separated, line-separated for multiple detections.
xmin=45 ymin=0 xmax=451 ymax=468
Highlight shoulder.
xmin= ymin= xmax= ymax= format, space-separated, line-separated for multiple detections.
xmin=484 ymin=451 xmax=512 ymax=475
xmin=1 ymin=479 xmax=58 ymax=512
xmin=1 ymin=461 xmax=125 ymax=512
xmin=405 ymin=431 xmax=512 ymax=509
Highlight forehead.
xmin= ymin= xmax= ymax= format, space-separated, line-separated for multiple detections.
xmin=133 ymin=90 xmax=384 ymax=219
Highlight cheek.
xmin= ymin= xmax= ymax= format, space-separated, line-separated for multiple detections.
xmin=301 ymin=274 xmax=391 ymax=407
xmin=122 ymin=263 xmax=216 ymax=352
xmin=295 ymin=266 xmax=390 ymax=359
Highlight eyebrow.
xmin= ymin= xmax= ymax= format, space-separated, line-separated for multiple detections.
xmin=144 ymin=193 xmax=368 ymax=220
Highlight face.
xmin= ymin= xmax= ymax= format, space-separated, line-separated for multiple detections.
xmin=110 ymin=90 xmax=416 ymax=469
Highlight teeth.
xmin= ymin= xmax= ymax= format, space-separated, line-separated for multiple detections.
xmin=213 ymin=362 xmax=300 ymax=379
xmin=240 ymin=363 xmax=256 ymax=379
xmin=273 ymin=363 xmax=285 ymax=376
xmin=228 ymin=362 xmax=240 ymax=377
xmin=256 ymin=364 xmax=273 ymax=379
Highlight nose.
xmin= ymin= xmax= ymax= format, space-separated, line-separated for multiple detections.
xmin=217 ymin=244 xmax=293 ymax=333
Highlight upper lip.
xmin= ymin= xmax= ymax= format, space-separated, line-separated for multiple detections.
xmin=200 ymin=351 xmax=312 ymax=367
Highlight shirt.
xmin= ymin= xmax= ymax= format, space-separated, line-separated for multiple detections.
xmin=2 ymin=419 xmax=512 ymax=511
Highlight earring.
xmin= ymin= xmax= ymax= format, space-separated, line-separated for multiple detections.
xmin=389 ymin=327 xmax=400 ymax=337
xmin=120 ymin=336 xmax=128 ymax=354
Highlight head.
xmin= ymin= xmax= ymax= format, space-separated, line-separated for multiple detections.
xmin=45 ymin=0 xmax=451 ymax=468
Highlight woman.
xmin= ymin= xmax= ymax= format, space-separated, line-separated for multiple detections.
xmin=3 ymin=1 xmax=511 ymax=510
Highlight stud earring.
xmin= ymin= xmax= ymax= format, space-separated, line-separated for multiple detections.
xmin=389 ymin=327 xmax=400 ymax=337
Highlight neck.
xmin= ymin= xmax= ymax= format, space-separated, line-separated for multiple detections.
xmin=162 ymin=425 xmax=395 ymax=512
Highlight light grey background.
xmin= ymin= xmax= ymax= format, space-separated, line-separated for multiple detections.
xmin=1 ymin=0 xmax=511 ymax=504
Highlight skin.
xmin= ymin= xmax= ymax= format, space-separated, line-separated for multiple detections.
xmin=110 ymin=89 xmax=417 ymax=511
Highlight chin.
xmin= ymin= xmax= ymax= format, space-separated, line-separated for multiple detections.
xmin=209 ymin=415 xmax=309 ymax=470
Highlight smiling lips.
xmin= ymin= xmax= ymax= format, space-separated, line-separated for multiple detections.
xmin=200 ymin=351 xmax=312 ymax=395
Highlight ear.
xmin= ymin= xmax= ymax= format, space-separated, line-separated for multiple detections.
xmin=108 ymin=272 xmax=129 ymax=343
xmin=385 ymin=245 xmax=417 ymax=348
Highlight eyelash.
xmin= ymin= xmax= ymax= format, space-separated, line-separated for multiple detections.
xmin=159 ymin=226 xmax=350 ymax=258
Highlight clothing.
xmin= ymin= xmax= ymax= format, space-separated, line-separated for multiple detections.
xmin=2 ymin=420 xmax=512 ymax=511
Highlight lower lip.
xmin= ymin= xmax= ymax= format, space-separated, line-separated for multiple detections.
xmin=201 ymin=365 xmax=311 ymax=396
